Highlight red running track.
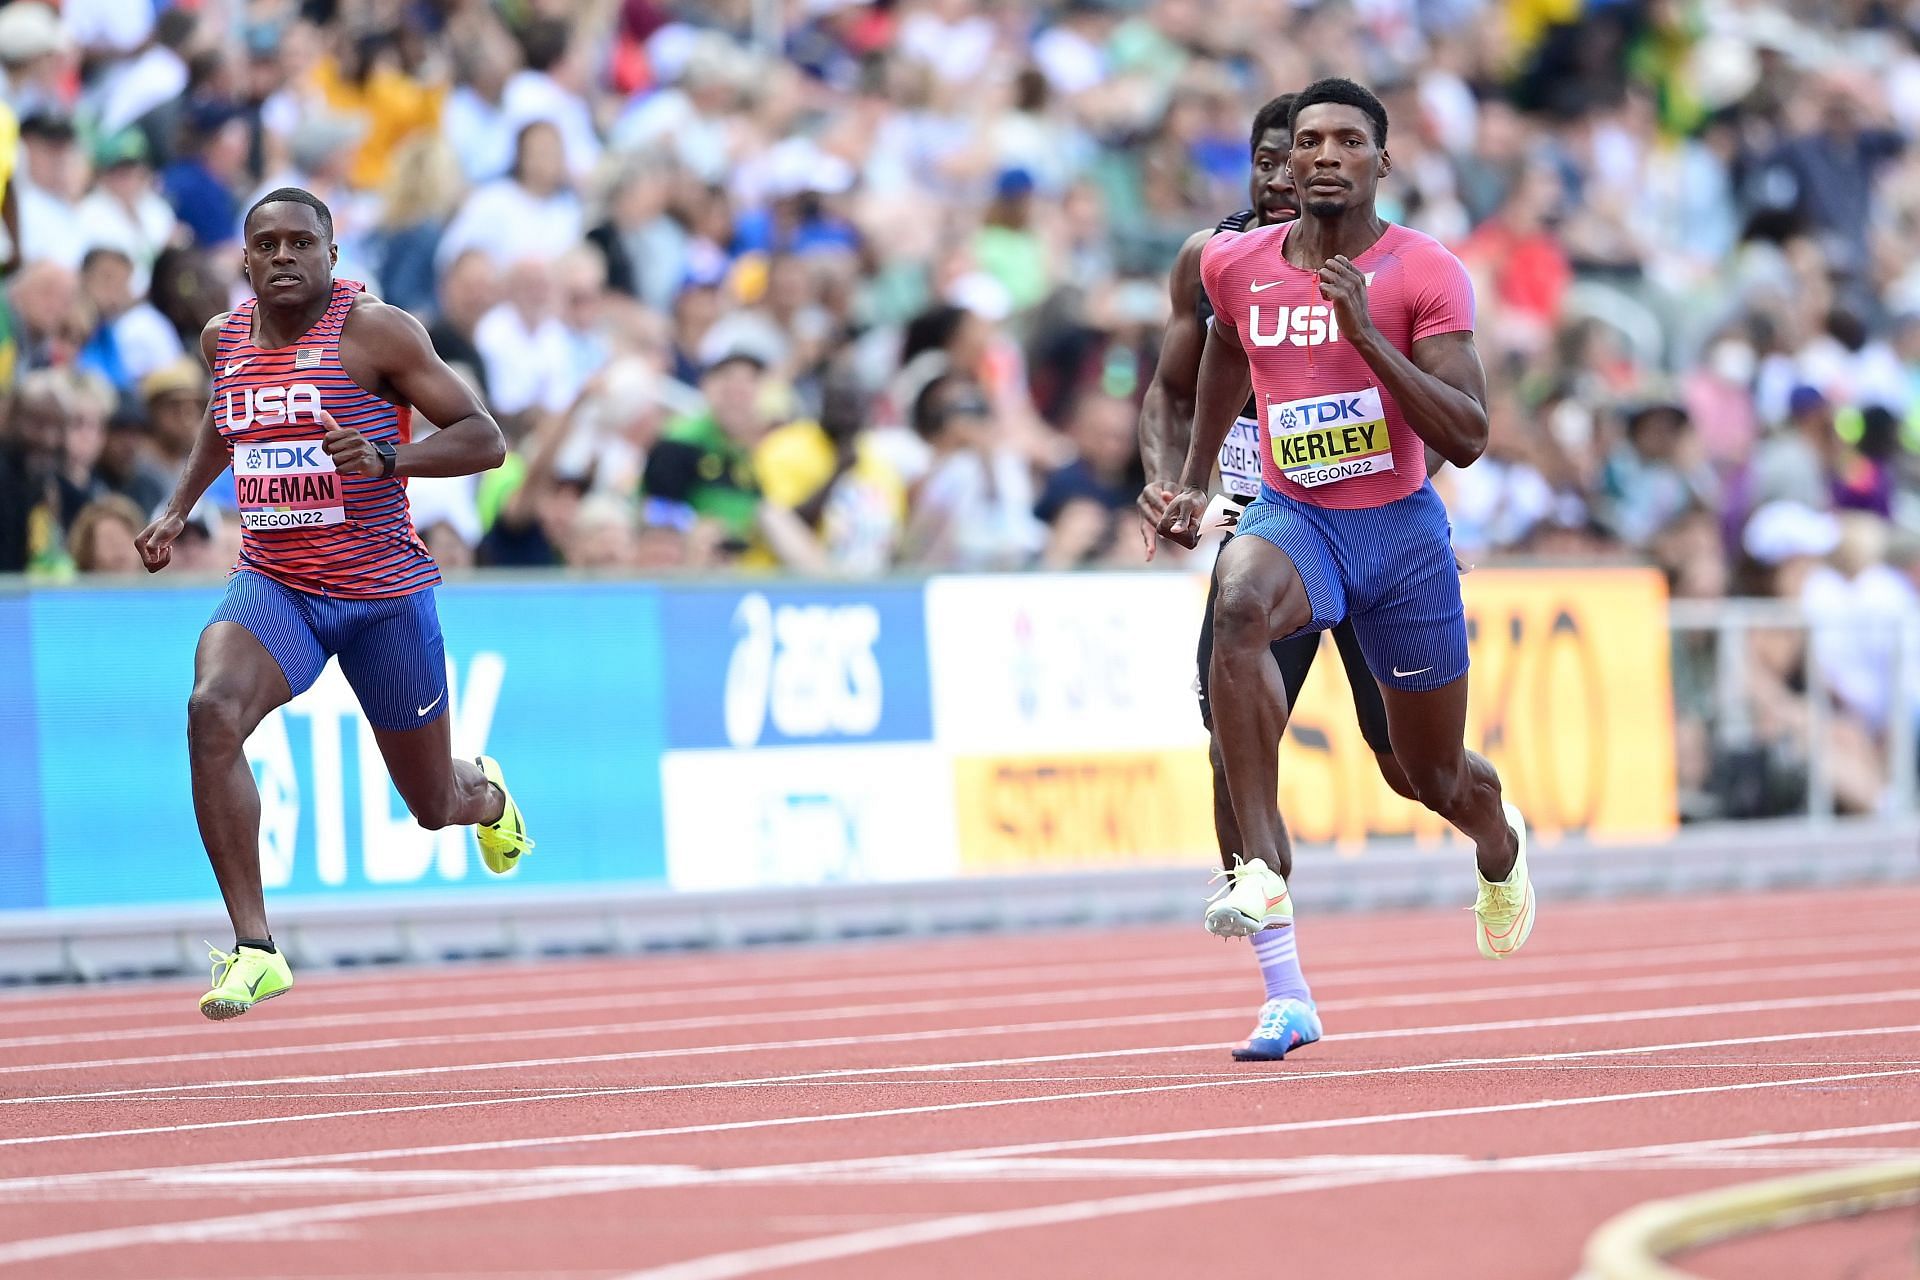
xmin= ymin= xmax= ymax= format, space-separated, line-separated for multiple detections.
xmin=0 ymin=885 xmax=1917 ymax=1279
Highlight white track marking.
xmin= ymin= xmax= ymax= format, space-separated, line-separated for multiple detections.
xmin=8 ymin=890 xmax=1908 ymax=1024
xmin=14 ymin=948 xmax=1917 ymax=1081
xmin=2 ymin=1007 xmax=1917 ymax=1187
xmin=11 ymin=922 xmax=1920 ymax=1049
xmin=610 ymin=1118 xmax=1920 ymax=1280
xmin=8 ymin=983 xmax=1918 ymax=1117
xmin=2 ymin=1100 xmax=1916 ymax=1271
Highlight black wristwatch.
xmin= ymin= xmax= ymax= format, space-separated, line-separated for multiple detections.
xmin=374 ymin=440 xmax=397 ymax=478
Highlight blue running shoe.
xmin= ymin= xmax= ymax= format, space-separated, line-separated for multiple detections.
xmin=1232 ymin=998 xmax=1323 ymax=1062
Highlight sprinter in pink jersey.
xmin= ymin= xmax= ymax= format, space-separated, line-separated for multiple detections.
xmin=136 ymin=189 xmax=534 ymax=1020
xmin=1156 ymin=79 xmax=1536 ymax=965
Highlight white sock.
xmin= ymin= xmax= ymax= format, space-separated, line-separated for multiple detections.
xmin=1251 ymin=926 xmax=1311 ymax=1005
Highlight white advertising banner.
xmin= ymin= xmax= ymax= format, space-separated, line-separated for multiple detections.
xmin=925 ymin=573 xmax=1213 ymax=755
xmin=661 ymin=744 xmax=958 ymax=891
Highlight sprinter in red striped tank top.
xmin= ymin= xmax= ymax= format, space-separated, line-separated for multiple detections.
xmin=135 ymin=189 xmax=535 ymax=1020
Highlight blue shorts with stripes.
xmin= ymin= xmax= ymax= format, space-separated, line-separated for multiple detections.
xmin=1233 ymin=481 xmax=1467 ymax=692
xmin=206 ymin=569 xmax=449 ymax=731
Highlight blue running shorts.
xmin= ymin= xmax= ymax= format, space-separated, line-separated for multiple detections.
xmin=1232 ymin=481 xmax=1467 ymax=692
xmin=206 ymin=569 xmax=450 ymax=731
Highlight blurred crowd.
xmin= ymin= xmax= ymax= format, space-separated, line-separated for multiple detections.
xmin=1 ymin=0 xmax=1918 ymax=816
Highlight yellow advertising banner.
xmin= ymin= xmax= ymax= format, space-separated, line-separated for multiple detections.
xmin=1277 ymin=566 xmax=1677 ymax=850
xmin=954 ymin=750 xmax=1216 ymax=871
xmin=952 ymin=566 xmax=1676 ymax=871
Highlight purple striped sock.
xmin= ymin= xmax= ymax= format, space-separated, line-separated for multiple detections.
xmin=1251 ymin=926 xmax=1311 ymax=1004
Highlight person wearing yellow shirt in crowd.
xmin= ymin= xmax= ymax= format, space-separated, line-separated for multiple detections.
xmin=754 ymin=367 xmax=906 ymax=575
xmin=312 ymin=29 xmax=444 ymax=191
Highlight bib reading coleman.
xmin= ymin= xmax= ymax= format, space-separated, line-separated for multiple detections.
xmin=1199 ymin=220 xmax=1474 ymax=509
xmin=227 ymin=385 xmax=347 ymax=530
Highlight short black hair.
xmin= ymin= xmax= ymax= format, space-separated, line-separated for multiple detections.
xmin=244 ymin=187 xmax=334 ymax=242
xmin=80 ymin=245 xmax=134 ymax=274
xmin=1250 ymin=94 xmax=1295 ymax=155
xmin=1289 ymin=77 xmax=1388 ymax=148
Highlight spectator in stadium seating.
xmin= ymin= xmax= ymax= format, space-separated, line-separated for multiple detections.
xmin=1741 ymin=500 xmax=1891 ymax=814
xmin=138 ymin=357 xmax=208 ymax=486
xmin=643 ymin=345 xmax=776 ymax=559
xmin=756 ymin=364 xmax=906 ymax=574
xmin=476 ymin=257 xmax=573 ymax=425
xmin=420 ymin=519 xmax=476 ymax=571
xmin=588 ymin=157 xmax=687 ymax=310
xmin=0 ymin=3 xmax=71 ymax=119
xmin=426 ymin=248 xmax=497 ymax=403
xmin=51 ymin=368 xmax=113 ymax=525
xmin=0 ymin=370 xmax=71 ymax=574
xmin=1599 ymin=398 xmax=1719 ymax=548
xmin=66 ymin=493 xmax=145 ymax=574
xmin=973 ymin=167 xmax=1052 ymax=314
xmin=76 ymin=129 xmax=180 ymax=294
xmin=899 ymin=372 xmax=1044 ymax=571
xmin=7 ymin=258 xmax=81 ymax=373
xmin=367 ymin=135 xmax=464 ymax=316
xmin=76 ymin=245 xmax=183 ymax=395
xmin=1749 ymin=385 xmax=1841 ymax=515
xmin=91 ymin=9 xmax=196 ymax=139
xmin=1034 ymin=390 xmax=1140 ymax=567
xmin=15 ymin=109 xmax=88 ymax=269
xmin=96 ymin=400 xmax=170 ymax=516
xmin=436 ymin=118 xmax=582 ymax=271
xmin=441 ymin=16 xmax=519 ymax=184
xmin=311 ymin=25 xmax=445 ymax=193
xmin=1442 ymin=389 xmax=1560 ymax=558
xmin=161 ymin=101 xmax=251 ymax=250
xmin=502 ymin=17 xmax=602 ymax=184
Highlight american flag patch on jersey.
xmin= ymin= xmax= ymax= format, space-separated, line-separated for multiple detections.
xmin=295 ymin=347 xmax=322 ymax=369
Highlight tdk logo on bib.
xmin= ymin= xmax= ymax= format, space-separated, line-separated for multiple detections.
xmin=224 ymin=383 xmax=324 ymax=430
xmin=1269 ymin=387 xmax=1396 ymax=488
xmin=244 ymin=445 xmax=322 ymax=470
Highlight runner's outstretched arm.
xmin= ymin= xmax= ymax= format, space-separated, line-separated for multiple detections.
xmin=1138 ymin=231 xmax=1211 ymax=508
xmin=137 ymin=316 xmax=231 ymax=572
xmin=1158 ymin=317 xmax=1251 ymax=548
xmin=350 ymin=301 xmax=506 ymax=477
xmin=1317 ymin=255 xmax=1488 ymax=467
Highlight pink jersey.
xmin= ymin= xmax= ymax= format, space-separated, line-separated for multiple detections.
xmin=1199 ymin=221 xmax=1475 ymax=509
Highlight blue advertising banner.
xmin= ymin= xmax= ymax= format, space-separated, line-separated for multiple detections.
xmin=0 ymin=594 xmax=44 ymax=911
xmin=11 ymin=580 xmax=671 ymax=911
xmin=660 ymin=583 xmax=934 ymax=750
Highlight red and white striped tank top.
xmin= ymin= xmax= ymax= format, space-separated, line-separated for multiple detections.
xmin=213 ymin=279 xmax=439 ymax=598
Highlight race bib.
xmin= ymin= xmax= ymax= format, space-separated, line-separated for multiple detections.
xmin=233 ymin=440 xmax=345 ymax=531
xmin=1218 ymin=416 xmax=1262 ymax=498
xmin=1269 ymin=387 xmax=1396 ymax=489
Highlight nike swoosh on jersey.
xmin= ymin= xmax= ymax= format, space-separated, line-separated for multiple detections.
xmin=1248 ymin=280 xmax=1283 ymax=293
xmin=223 ymin=357 xmax=256 ymax=379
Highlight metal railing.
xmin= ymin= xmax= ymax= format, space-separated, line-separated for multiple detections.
xmin=1668 ymin=598 xmax=1919 ymax=822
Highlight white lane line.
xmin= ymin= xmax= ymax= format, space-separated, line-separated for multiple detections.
xmin=11 ymin=923 xmax=1920 ymax=1050
xmin=2 ymin=1001 xmax=1917 ymax=1177
xmin=15 ymin=948 xmax=1918 ymax=1081
xmin=10 ymin=891 xmax=1908 ymax=1025
xmin=54 ymin=1146 xmax=1911 ymax=1196
xmin=2 ymin=1100 xmax=1916 ymax=1272
xmin=10 ymin=982 xmax=1918 ymax=1114
xmin=610 ymin=1117 xmax=1920 ymax=1280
